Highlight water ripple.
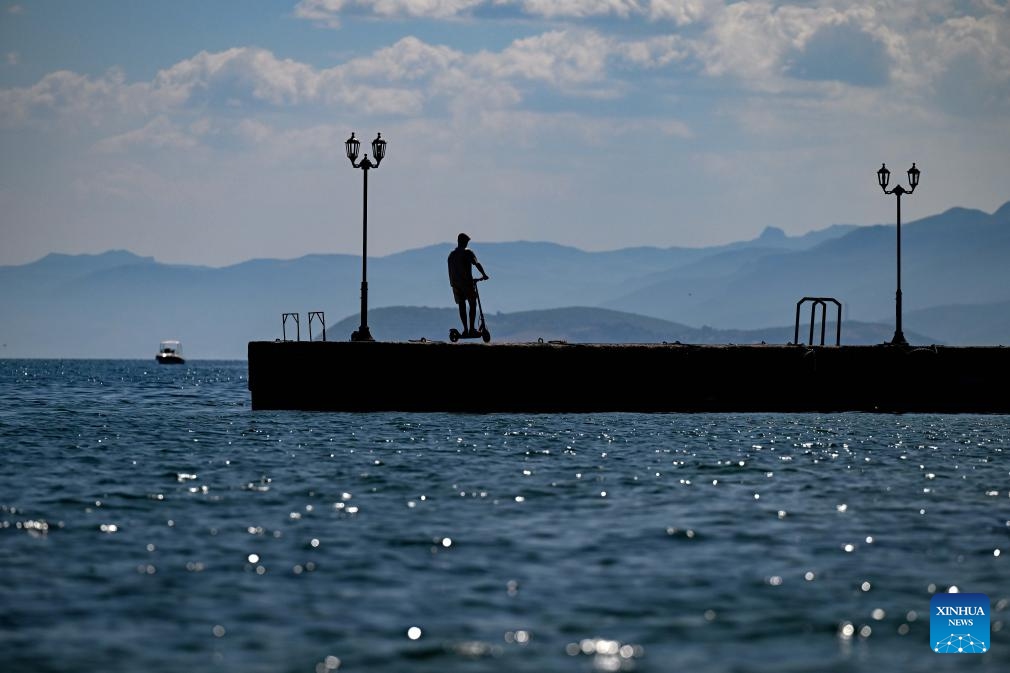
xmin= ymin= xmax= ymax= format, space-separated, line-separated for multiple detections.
xmin=0 ymin=361 xmax=1008 ymax=671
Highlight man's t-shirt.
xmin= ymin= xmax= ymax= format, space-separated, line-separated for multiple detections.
xmin=447 ymin=248 xmax=478 ymax=288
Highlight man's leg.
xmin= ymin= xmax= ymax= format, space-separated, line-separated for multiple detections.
xmin=458 ymin=301 xmax=467 ymax=331
xmin=468 ymin=300 xmax=477 ymax=335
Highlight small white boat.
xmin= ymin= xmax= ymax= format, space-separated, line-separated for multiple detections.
xmin=156 ymin=340 xmax=185 ymax=365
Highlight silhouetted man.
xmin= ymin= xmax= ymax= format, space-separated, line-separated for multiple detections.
xmin=448 ymin=232 xmax=488 ymax=337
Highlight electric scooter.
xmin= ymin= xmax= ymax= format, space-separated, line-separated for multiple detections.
xmin=449 ymin=277 xmax=491 ymax=343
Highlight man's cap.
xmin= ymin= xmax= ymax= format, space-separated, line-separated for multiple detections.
xmin=458 ymin=232 xmax=470 ymax=244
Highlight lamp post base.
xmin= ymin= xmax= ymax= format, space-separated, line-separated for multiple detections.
xmin=350 ymin=327 xmax=374 ymax=342
xmin=889 ymin=331 xmax=908 ymax=346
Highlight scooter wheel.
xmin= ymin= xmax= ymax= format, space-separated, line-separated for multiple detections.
xmin=481 ymin=329 xmax=491 ymax=343
xmin=449 ymin=329 xmax=460 ymax=343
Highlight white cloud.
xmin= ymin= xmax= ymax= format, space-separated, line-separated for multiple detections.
xmin=345 ymin=36 xmax=463 ymax=80
xmin=94 ymin=116 xmax=200 ymax=153
xmin=150 ymin=46 xmax=430 ymax=114
xmin=645 ymin=0 xmax=721 ymax=25
xmin=293 ymin=0 xmax=346 ymax=28
xmin=619 ymin=34 xmax=689 ymax=67
xmin=665 ymin=0 xmax=999 ymax=113
xmin=0 ymin=67 xmax=153 ymax=128
xmin=517 ymin=0 xmax=641 ymax=19
xmin=293 ymin=0 xmax=731 ymax=25
xmin=369 ymin=0 xmax=484 ymax=17
xmin=923 ymin=15 xmax=1010 ymax=115
xmin=472 ymin=30 xmax=615 ymax=89
xmin=294 ymin=0 xmax=483 ymax=26
xmin=152 ymin=48 xmax=318 ymax=106
xmin=979 ymin=0 xmax=1008 ymax=13
xmin=284 ymin=0 xmax=1010 ymax=118
xmin=5 ymin=2 xmax=1009 ymax=138
xmin=690 ymin=2 xmax=852 ymax=89
xmin=6 ymin=51 xmax=18 ymax=65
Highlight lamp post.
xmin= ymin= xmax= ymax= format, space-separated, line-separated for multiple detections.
xmin=877 ymin=161 xmax=920 ymax=346
xmin=345 ymin=131 xmax=386 ymax=342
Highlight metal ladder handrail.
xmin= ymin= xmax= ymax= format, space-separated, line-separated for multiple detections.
xmin=794 ymin=297 xmax=841 ymax=346
xmin=308 ymin=311 xmax=326 ymax=342
xmin=282 ymin=312 xmax=300 ymax=342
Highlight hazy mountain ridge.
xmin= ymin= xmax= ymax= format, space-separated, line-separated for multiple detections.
xmin=1 ymin=200 xmax=1007 ymax=358
xmin=605 ymin=203 xmax=1010 ymax=332
xmin=329 ymin=306 xmax=936 ymax=347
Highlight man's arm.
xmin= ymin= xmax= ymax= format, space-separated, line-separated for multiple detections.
xmin=467 ymin=250 xmax=488 ymax=280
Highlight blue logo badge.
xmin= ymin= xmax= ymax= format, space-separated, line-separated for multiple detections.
xmin=931 ymin=592 xmax=989 ymax=653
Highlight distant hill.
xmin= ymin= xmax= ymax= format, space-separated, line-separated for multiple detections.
xmin=905 ymin=300 xmax=1010 ymax=346
xmin=328 ymin=306 xmax=938 ymax=346
xmin=0 ymin=199 xmax=1006 ymax=358
xmin=604 ymin=202 xmax=1010 ymax=338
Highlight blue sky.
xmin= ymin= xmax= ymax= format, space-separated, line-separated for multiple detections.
xmin=1 ymin=0 xmax=1008 ymax=267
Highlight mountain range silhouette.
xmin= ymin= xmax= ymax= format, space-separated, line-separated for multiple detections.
xmin=2 ymin=200 xmax=1007 ymax=358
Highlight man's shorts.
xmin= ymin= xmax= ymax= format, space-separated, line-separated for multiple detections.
xmin=452 ymin=283 xmax=476 ymax=304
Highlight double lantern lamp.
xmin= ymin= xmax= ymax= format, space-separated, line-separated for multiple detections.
xmin=876 ymin=161 xmax=920 ymax=346
xmin=345 ymin=132 xmax=386 ymax=342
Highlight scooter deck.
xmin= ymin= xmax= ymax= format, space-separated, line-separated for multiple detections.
xmin=449 ymin=326 xmax=491 ymax=343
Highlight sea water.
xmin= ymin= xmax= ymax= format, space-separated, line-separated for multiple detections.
xmin=1 ymin=359 xmax=1007 ymax=672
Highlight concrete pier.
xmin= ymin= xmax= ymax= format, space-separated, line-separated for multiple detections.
xmin=247 ymin=340 xmax=1010 ymax=413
